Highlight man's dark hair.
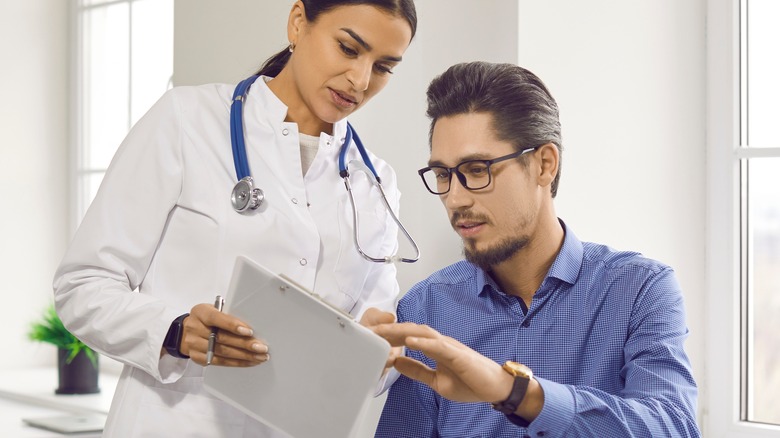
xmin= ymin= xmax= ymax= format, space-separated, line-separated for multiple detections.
xmin=426 ymin=61 xmax=563 ymax=197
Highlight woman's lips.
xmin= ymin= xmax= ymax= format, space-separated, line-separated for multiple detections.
xmin=330 ymin=88 xmax=357 ymax=109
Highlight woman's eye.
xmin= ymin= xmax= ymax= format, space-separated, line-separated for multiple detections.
xmin=373 ymin=63 xmax=394 ymax=75
xmin=339 ymin=42 xmax=357 ymax=56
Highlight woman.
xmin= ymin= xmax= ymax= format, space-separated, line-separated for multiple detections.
xmin=52 ymin=1 xmax=417 ymax=435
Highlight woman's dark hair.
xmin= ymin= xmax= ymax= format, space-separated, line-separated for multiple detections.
xmin=256 ymin=0 xmax=417 ymax=77
xmin=425 ymin=61 xmax=563 ymax=198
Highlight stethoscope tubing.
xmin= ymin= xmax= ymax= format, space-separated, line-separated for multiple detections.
xmin=229 ymin=75 xmax=419 ymax=264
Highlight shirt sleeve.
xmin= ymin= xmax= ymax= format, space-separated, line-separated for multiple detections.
xmin=52 ymin=89 xmax=188 ymax=383
xmin=526 ymin=268 xmax=700 ymax=438
xmin=374 ymin=301 xmax=439 ymax=438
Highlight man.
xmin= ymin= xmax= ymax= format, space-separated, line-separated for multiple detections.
xmin=373 ymin=62 xmax=700 ymax=437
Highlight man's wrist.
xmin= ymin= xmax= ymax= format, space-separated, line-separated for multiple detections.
xmin=514 ymin=378 xmax=544 ymax=422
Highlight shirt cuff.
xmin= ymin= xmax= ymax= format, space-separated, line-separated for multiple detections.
xmin=525 ymin=377 xmax=575 ymax=437
xmin=157 ymin=353 xmax=189 ymax=384
xmin=374 ymin=366 xmax=401 ymax=396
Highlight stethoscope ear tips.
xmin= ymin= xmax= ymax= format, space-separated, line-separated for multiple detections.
xmin=232 ymin=176 xmax=265 ymax=213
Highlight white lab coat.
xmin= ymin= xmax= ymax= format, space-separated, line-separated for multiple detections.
xmin=53 ymin=77 xmax=401 ymax=437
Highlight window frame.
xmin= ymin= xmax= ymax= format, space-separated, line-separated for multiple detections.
xmin=70 ymin=0 xmax=173 ymax=231
xmin=706 ymin=0 xmax=780 ymax=435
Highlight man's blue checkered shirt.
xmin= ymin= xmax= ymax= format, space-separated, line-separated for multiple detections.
xmin=375 ymin=222 xmax=700 ymax=438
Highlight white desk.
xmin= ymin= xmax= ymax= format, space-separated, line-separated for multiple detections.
xmin=0 ymin=367 xmax=118 ymax=436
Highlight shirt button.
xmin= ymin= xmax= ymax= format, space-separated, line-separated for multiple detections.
xmin=521 ymin=320 xmax=531 ymax=328
xmin=282 ymin=128 xmax=290 ymax=136
xmin=325 ymin=140 xmax=331 ymax=147
xmin=340 ymin=137 xmax=346 ymax=144
xmin=299 ymin=258 xmax=307 ymax=266
xmin=291 ymin=198 xmax=298 ymax=204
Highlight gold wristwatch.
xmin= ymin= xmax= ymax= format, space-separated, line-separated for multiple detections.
xmin=491 ymin=361 xmax=533 ymax=415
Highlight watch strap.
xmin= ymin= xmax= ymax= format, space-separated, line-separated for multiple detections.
xmin=163 ymin=313 xmax=190 ymax=359
xmin=491 ymin=374 xmax=530 ymax=415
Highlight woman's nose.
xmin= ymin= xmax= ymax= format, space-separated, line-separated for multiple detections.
xmin=346 ymin=60 xmax=371 ymax=92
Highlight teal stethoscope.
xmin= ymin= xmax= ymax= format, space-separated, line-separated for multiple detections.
xmin=229 ymin=75 xmax=419 ymax=264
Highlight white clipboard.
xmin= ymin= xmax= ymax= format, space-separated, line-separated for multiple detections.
xmin=202 ymin=256 xmax=391 ymax=438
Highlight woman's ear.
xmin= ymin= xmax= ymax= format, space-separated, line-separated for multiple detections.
xmin=536 ymin=143 xmax=559 ymax=189
xmin=287 ymin=1 xmax=306 ymax=48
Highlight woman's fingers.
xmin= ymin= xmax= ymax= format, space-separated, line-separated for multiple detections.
xmin=178 ymin=302 xmax=268 ymax=367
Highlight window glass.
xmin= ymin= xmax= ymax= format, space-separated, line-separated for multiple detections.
xmin=83 ymin=2 xmax=130 ymax=170
xmin=130 ymin=0 xmax=173 ymax=124
xmin=746 ymin=0 xmax=780 ymax=148
xmin=745 ymin=158 xmax=780 ymax=424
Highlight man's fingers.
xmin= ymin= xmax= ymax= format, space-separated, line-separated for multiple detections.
xmin=360 ymin=307 xmax=396 ymax=327
xmin=373 ymin=322 xmax=439 ymax=346
xmin=394 ymin=356 xmax=436 ymax=386
xmin=404 ymin=335 xmax=461 ymax=363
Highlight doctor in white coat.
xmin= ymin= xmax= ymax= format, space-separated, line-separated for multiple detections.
xmin=52 ymin=1 xmax=417 ymax=436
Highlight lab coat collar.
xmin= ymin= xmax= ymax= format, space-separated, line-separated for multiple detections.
xmin=247 ymin=76 xmax=348 ymax=142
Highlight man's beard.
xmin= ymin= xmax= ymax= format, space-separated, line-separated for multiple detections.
xmin=463 ymin=236 xmax=529 ymax=271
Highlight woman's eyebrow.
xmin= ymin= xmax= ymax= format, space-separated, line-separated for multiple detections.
xmin=341 ymin=27 xmax=403 ymax=62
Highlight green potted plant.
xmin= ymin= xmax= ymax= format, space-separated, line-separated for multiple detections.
xmin=28 ymin=304 xmax=100 ymax=394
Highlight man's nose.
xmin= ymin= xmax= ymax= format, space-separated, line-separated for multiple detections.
xmin=443 ymin=173 xmax=473 ymax=210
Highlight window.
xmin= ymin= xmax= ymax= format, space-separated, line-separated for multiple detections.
xmin=739 ymin=0 xmax=780 ymax=427
xmin=707 ymin=0 xmax=780 ymax=435
xmin=74 ymin=0 xmax=173 ymax=225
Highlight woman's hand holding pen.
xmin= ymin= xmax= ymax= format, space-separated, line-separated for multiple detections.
xmin=180 ymin=303 xmax=269 ymax=367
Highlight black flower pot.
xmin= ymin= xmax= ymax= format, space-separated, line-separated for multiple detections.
xmin=56 ymin=348 xmax=100 ymax=395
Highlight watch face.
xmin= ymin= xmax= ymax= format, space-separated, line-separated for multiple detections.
xmin=503 ymin=361 xmax=533 ymax=379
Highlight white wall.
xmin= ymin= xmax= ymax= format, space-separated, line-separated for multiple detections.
xmin=517 ymin=1 xmax=706 ymax=424
xmin=0 ymin=1 xmax=70 ymax=369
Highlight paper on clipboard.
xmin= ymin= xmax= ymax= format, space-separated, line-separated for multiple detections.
xmin=202 ymin=256 xmax=391 ymax=438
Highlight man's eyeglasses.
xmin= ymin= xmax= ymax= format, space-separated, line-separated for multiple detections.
xmin=417 ymin=147 xmax=537 ymax=195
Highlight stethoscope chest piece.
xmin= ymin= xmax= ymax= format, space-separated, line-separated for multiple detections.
xmin=231 ymin=176 xmax=264 ymax=213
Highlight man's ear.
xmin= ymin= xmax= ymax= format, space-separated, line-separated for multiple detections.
xmin=536 ymin=143 xmax=559 ymax=189
xmin=287 ymin=1 xmax=306 ymax=48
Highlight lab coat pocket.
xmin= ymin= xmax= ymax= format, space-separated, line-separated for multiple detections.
xmin=132 ymin=376 xmax=247 ymax=436
xmin=334 ymin=197 xmax=388 ymax=306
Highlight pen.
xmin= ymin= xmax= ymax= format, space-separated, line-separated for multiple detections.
xmin=206 ymin=295 xmax=224 ymax=366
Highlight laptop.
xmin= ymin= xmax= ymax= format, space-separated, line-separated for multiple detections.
xmin=23 ymin=413 xmax=107 ymax=435
xmin=203 ymin=256 xmax=391 ymax=438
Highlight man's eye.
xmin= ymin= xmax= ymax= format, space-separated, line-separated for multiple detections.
xmin=433 ymin=170 xmax=450 ymax=180
xmin=463 ymin=164 xmax=489 ymax=176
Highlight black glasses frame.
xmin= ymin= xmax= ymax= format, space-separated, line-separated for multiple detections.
xmin=417 ymin=146 xmax=537 ymax=195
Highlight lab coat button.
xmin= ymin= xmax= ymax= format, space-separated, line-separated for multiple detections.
xmin=299 ymin=258 xmax=308 ymax=266
xmin=282 ymin=128 xmax=290 ymax=136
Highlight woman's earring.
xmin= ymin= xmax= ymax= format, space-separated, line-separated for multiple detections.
xmin=288 ymin=43 xmax=295 ymax=53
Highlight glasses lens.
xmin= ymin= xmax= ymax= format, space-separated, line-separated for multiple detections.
xmin=456 ymin=161 xmax=491 ymax=190
xmin=421 ymin=167 xmax=451 ymax=194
